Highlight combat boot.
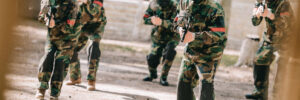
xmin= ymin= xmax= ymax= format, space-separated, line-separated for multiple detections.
xmin=159 ymin=77 xmax=169 ymax=86
xmin=66 ymin=78 xmax=81 ymax=85
xmin=143 ymin=73 xmax=157 ymax=82
xmin=50 ymin=96 xmax=59 ymax=100
xmin=177 ymin=80 xmax=194 ymax=100
xmin=35 ymin=89 xmax=46 ymax=99
xmin=245 ymin=65 xmax=269 ymax=100
xmin=245 ymin=91 xmax=263 ymax=99
xmin=87 ymin=80 xmax=96 ymax=91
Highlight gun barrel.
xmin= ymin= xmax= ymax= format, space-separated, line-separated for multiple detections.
xmin=181 ymin=29 xmax=187 ymax=42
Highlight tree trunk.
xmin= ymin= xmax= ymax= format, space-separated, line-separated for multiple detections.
xmin=0 ymin=1 xmax=17 ymax=100
xmin=17 ymin=0 xmax=41 ymax=19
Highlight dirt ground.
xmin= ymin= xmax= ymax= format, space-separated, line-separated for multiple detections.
xmin=4 ymin=19 xmax=276 ymax=100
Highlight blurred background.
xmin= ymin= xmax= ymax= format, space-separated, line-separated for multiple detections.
xmin=0 ymin=0 xmax=299 ymax=100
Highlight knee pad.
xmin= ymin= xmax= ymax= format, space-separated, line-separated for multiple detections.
xmin=163 ymin=45 xmax=177 ymax=61
xmin=89 ymin=42 xmax=101 ymax=60
xmin=147 ymin=54 xmax=160 ymax=68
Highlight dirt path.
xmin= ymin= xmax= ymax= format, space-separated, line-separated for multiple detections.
xmin=5 ymin=20 xmax=267 ymax=100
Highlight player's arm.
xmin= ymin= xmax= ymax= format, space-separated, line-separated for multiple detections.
xmin=96 ymin=6 xmax=107 ymax=34
xmin=252 ymin=3 xmax=263 ymax=26
xmin=161 ymin=4 xmax=177 ymax=28
xmin=204 ymin=7 xmax=226 ymax=44
xmin=276 ymin=2 xmax=293 ymax=32
xmin=143 ymin=4 xmax=155 ymax=25
xmin=275 ymin=2 xmax=294 ymax=43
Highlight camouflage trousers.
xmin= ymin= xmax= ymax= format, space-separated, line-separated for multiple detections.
xmin=146 ymin=39 xmax=178 ymax=79
xmin=177 ymin=40 xmax=225 ymax=100
xmin=64 ymin=31 xmax=103 ymax=81
xmin=252 ymin=41 xmax=278 ymax=100
xmin=177 ymin=56 xmax=220 ymax=100
xmin=38 ymin=26 xmax=77 ymax=97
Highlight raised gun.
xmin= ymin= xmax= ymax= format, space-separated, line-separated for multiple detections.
xmin=177 ymin=11 xmax=191 ymax=42
xmin=257 ymin=0 xmax=266 ymax=13
xmin=39 ymin=0 xmax=52 ymax=26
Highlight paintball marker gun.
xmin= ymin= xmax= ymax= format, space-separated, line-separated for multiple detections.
xmin=257 ymin=0 xmax=266 ymax=13
xmin=39 ymin=0 xmax=52 ymax=27
xmin=177 ymin=11 xmax=191 ymax=42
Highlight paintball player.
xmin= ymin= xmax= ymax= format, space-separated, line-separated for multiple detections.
xmin=175 ymin=0 xmax=226 ymax=100
xmin=64 ymin=0 xmax=107 ymax=91
xmin=245 ymin=0 xmax=294 ymax=99
xmin=142 ymin=0 xmax=180 ymax=86
xmin=35 ymin=0 xmax=81 ymax=99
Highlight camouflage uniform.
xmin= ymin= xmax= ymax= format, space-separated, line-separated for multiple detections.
xmin=142 ymin=0 xmax=180 ymax=85
xmin=64 ymin=0 xmax=107 ymax=82
xmin=176 ymin=0 xmax=226 ymax=100
xmin=37 ymin=0 xmax=80 ymax=97
xmin=246 ymin=0 xmax=293 ymax=99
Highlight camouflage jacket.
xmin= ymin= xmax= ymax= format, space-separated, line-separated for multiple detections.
xmin=143 ymin=0 xmax=179 ymax=42
xmin=38 ymin=0 xmax=78 ymax=27
xmin=252 ymin=0 xmax=293 ymax=45
xmin=177 ymin=0 xmax=226 ymax=59
xmin=77 ymin=0 xmax=107 ymax=35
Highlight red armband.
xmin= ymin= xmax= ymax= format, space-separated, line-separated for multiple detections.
xmin=280 ymin=12 xmax=290 ymax=16
xmin=144 ymin=14 xmax=150 ymax=18
xmin=210 ymin=27 xmax=226 ymax=32
xmin=94 ymin=0 xmax=103 ymax=7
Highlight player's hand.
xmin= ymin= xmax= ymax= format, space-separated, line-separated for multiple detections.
xmin=263 ymin=8 xmax=275 ymax=20
xmin=179 ymin=28 xmax=195 ymax=43
xmin=183 ymin=31 xmax=195 ymax=43
xmin=254 ymin=6 xmax=264 ymax=18
xmin=49 ymin=16 xmax=55 ymax=28
xmin=151 ymin=16 xmax=162 ymax=26
xmin=260 ymin=5 xmax=275 ymax=20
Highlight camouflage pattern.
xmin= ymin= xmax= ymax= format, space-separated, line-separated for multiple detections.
xmin=37 ymin=0 xmax=80 ymax=97
xmin=64 ymin=0 xmax=107 ymax=81
xmin=250 ymin=0 xmax=293 ymax=99
xmin=143 ymin=0 xmax=180 ymax=79
xmin=253 ymin=0 xmax=293 ymax=66
xmin=176 ymin=0 xmax=226 ymax=100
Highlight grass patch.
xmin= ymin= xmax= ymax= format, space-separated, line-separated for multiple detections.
xmin=100 ymin=43 xmax=238 ymax=67
xmin=101 ymin=43 xmax=137 ymax=52
xmin=220 ymin=54 xmax=239 ymax=67
xmin=101 ymin=43 xmax=148 ymax=54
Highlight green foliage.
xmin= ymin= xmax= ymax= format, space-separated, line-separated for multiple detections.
xmin=220 ymin=54 xmax=238 ymax=67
